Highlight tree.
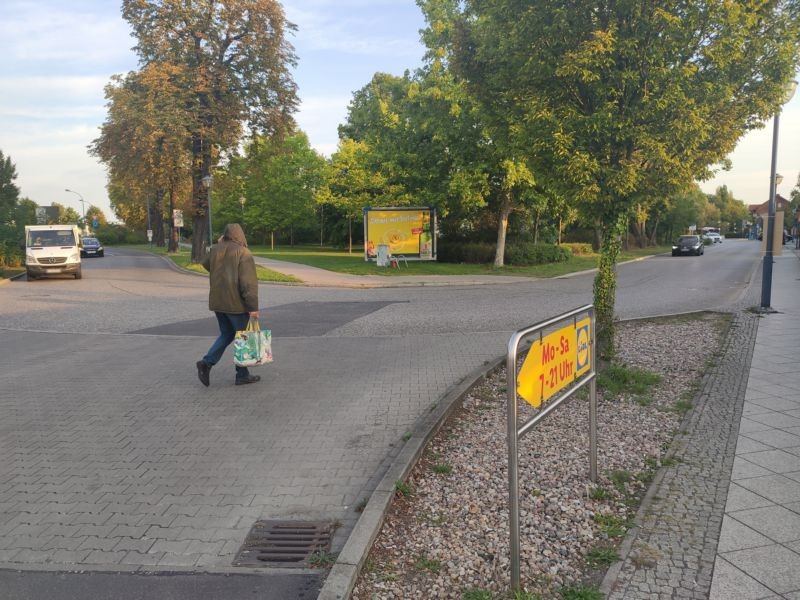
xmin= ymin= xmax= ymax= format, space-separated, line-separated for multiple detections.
xmin=431 ymin=0 xmax=800 ymax=355
xmin=122 ymin=0 xmax=299 ymax=262
xmin=317 ymin=139 xmax=389 ymax=253
xmin=215 ymin=131 xmax=325 ymax=246
xmin=0 ymin=150 xmax=20 ymax=229
xmin=91 ymin=63 xmax=193 ymax=249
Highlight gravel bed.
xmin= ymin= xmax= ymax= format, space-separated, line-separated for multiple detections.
xmin=352 ymin=313 xmax=728 ymax=599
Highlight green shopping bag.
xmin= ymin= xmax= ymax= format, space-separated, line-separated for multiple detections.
xmin=233 ymin=319 xmax=273 ymax=367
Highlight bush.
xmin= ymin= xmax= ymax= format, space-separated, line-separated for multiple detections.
xmin=438 ymin=240 xmax=572 ymax=265
xmin=0 ymin=239 xmax=24 ymax=268
xmin=437 ymin=241 xmax=495 ymax=264
xmin=561 ymin=242 xmax=594 ymax=256
xmin=504 ymin=242 xmax=571 ymax=265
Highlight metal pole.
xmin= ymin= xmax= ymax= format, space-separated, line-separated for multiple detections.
xmin=760 ymin=112 xmax=781 ymax=310
xmin=506 ymin=337 xmax=521 ymax=592
xmin=589 ymin=308 xmax=597 ymax=482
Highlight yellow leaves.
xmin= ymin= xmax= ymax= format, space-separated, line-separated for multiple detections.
xmin=500 ymin=159 xmax=535 ymax=189
xmin=557 ymin=29 xmax=617 ymax=83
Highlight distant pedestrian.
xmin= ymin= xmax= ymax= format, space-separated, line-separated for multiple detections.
xmin=196 ymin=223 xmax=261 ymax=386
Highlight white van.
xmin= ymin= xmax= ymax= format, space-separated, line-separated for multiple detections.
xmin=25 ymin=224 xmax=83 ymax=280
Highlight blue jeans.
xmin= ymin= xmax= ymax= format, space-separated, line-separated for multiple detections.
xmin=203 ymin=312 xmax=251 ymax=378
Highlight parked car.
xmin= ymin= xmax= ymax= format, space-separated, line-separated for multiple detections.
xmin=672 ymin=235 xmax=704 ymax=256
xmin=81 ymin=237 xmax=104 ymax=257
xmin=704 ymin=232 xmax=722 ymax=243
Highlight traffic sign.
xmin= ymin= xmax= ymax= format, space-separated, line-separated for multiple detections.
xmin=516 ymin=317 xmax=591 ymax=408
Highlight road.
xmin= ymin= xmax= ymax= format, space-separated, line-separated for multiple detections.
xmin=0 ymin=238 xmax=762 ymax=599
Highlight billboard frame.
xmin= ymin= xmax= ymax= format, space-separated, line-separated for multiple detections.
xmin=363 ymin=206 xmax=437 ymax=262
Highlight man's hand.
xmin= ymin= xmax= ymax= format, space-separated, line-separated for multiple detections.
xmin=249 ymin=311 xmax=260 ymax=319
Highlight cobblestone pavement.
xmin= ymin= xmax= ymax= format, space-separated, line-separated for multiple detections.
xmin=604 ymin=250 xmax=800 ymax=599
xmin=0 ymin=242 xmax=769 ymax=598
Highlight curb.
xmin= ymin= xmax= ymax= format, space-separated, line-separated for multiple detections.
xmin=316 ymin=355 xmax=506 ymax=600
xmin=599 ymin=309 xmax=757 ymax=597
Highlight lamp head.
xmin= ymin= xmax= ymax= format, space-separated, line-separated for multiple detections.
xmin=785 ymin=80 xmax=798 ymax=104
xmin=201 ymin=175 xmax=213 ymax=187
xmin=776 ymin=173 xmax=784 ymax=186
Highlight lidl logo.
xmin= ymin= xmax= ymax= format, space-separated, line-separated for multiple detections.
xmin=576 ymin=322 xmax=590 ymax=375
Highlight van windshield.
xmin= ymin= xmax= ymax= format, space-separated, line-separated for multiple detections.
xmin=28 ymin=230 xmax=76 ymax=247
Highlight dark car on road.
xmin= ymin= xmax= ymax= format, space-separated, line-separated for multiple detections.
xmin=672 ymin=235 xmax=704 ymax=256
xmin=81 ymin=237 xmax=104 ymax=257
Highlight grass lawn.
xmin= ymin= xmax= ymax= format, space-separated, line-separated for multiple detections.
xmin=248 ymin=244 xmax=669 ymax=278
xmin=0 ymin=266 xmax=24 ymax=280
xmin=122 ymin=244 xmax=301 ymax=283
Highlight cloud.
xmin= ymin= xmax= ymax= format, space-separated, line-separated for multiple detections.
xmin=285 ymin=3 xmax=425 ymax=59
xmin=0 ymin=2 xmax=135 ymax=72
xmin=295 ymin=95 xmax=351 ymax=156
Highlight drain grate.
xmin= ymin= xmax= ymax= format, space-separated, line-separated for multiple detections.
xmin=233 ymin=520 xmax=333 ymax=567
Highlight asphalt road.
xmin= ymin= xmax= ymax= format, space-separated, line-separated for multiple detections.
xmin=0 ymin=239 xmax=763 ymax=599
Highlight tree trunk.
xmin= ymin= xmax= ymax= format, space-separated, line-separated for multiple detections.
xmin=348 ymin=216 xmax=353 ymax=254
xmin=648 ymin=217 xmax=660 ymax=246
xmin=493 ymin=190 xmax=513 ymax=267
xmin=533 ymin=211 xmax=540 ymax=244
xmin=154 ymin=189 xmax=165 ymax=247
xmin=593 ymin=213 xmax=627 ymax=360
xmin=271 ymin=231 xmax=274 ymax=250
xmin=190 ymin=131 xmax=210 ymax=263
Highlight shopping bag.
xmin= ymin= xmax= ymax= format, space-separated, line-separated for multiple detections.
xmin=233 ymin=319 xmax=273 ymax=367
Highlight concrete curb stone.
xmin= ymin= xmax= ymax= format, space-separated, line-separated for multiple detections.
xmin=316 ymin=355 xmax=506 ymax=600
xmin=601 ymin=310 xmax=759 ymax=599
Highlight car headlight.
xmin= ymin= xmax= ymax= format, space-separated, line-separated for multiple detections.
xmin=693 ymin=244 xmax=701 ymax=249
xmin=672 ymin=245 xmax=678 ymax=249
xmin=26 ymin=254 xmax=37 ymax=264
xmin=69 ymin=252 xmax=80 ymax=262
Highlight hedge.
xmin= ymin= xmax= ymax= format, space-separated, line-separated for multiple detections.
xmin=438 ymin=240 xmax=571 ymax=266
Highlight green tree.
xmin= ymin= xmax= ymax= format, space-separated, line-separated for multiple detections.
xmin=122 ymin=0 xmax=299 ymax=262
xmin=0 ymin=150 xmax=20 ymax=228
xmin=317 ymin=139 xmax=389 ymax=253
xmin=708 ymin=185 xmax=749 ymax=234
xmin=92 ymin=63 xmax=193 ymax=249
xmin=431 ymin=0 xmax=800 ymax=355
xmin=216 ymin=131 xmax=325 ymax=246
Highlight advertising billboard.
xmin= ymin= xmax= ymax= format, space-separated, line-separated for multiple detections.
xmin=364 ymin=207 xmax=436 ymax=261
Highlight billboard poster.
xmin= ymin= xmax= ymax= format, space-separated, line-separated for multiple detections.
xmin=364 ymin=207 xmax=436 ymax=261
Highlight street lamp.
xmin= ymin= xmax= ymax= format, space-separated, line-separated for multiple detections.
xmin=64 ymin=188 xmax=85 ymax=230
xmin=760 ymin=79 xmax=798 ymax=311
xmin=201 ymin=174 xmax=213 ymax=248
xmin=239 ymin=195 xmax=246 ymax=218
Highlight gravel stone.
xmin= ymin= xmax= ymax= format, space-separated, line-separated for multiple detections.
xmin=352 ymin=313 xmax=735 ymax=599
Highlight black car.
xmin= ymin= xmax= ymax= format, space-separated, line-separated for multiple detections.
xmin=672 ymin=235 xmax=704 ymax=256
xmin=81 ymin=237 xmax=104 ymax=257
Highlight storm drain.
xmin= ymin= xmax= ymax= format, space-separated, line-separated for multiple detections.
xmin=233 ymin=520 xmax=333 ymax=567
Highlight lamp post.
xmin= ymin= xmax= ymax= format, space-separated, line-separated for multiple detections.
xmin=64 ymin=188 xmax=85 ymax=231
xmin=239 ymin=195 xmax=246 ymax=218
xmin=201 ymin=174 xmax=213 ymax=248
xmin=760 ymin=79 xmax=798 ymax=311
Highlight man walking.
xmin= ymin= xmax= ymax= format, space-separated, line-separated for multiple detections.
xmin=196 ymin=223 xmax=261 ymax=386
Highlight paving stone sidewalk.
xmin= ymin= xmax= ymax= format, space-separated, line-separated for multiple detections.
xmin=603 ymin=250 xmax=800 ymax=599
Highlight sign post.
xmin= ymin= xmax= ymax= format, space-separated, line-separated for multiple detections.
xmin=506 ymin=305 xmax=597 ymax=591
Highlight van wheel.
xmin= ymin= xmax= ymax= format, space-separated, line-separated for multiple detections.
xmin=74 ymin=267 xmax=82 ymax=280
xmin=26 ymin=270 xmax=37 ymax=280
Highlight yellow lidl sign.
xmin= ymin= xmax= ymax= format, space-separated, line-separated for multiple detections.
xmin=517 ymin=318 xmax=592 ymax=408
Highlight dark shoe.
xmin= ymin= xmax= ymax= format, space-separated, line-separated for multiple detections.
xmin=235 ymin=374 xmax=261 ymax=386
xmin=196 ymin=360 xmax=210 ymax=387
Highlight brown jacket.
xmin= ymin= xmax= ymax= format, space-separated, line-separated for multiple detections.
xmin=202 ymin=224 xmax=259 ymax=313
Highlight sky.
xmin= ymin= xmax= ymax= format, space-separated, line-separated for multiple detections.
xmin=0 ymin=1 xmax=798 ymax=222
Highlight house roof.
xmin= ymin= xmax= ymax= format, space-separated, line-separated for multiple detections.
xmin=751 ymin=194 xmax=791 ymax=216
